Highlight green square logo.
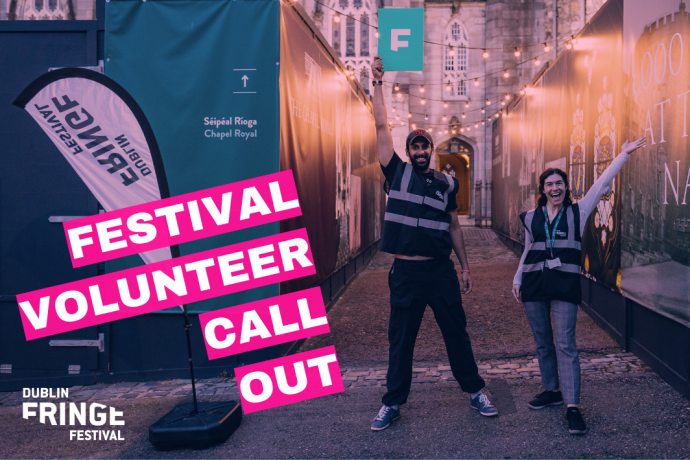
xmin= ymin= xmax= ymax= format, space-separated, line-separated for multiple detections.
xmin=377 ymin=8 xmax=424 ymax=71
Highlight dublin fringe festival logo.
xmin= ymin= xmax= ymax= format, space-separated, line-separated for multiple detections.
xmin=570 ymin=94 xmax=585 ymax=202
xmin=593 ymin=76 xmax=616 ymax=249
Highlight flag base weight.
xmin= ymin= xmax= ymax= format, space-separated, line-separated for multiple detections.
xmin=149 ymin=400 xmax=242 ymax=451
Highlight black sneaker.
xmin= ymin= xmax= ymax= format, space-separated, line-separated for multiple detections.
xmin=528 ymin=390 xmax=564 ymax=409
xmin=566 ymin=407 xmax=588 ymax=435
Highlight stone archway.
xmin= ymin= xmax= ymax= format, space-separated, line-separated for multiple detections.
xmin=436 ymin=137 xmax=472 ymax=215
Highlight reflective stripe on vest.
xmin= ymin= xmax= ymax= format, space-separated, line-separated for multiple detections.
xmin=523 ymin=206 xmax=581 ymax=273
xmin=384 ymin=163 xmax=453 ymax=232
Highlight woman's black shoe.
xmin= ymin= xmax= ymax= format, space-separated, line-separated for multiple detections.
xmin=528 ymin=390 xmax=564 ymax=409
xmin=566 ymin=407 xmax=588 ymax=435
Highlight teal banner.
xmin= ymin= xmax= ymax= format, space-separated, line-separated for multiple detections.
xmin=377 ymin=8 xmax=424 ymax=71
xmin=105 ymin=0 xmax=280 ymax=312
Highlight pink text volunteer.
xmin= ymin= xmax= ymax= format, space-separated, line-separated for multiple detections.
xmin=17 ymin=229 xmax=315 ymax=340
xmin=63 ymin=170 xmax=301 ymax=268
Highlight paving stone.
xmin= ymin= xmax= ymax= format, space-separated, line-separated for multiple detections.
xmin=438 ymin=365 xmax=452 ymax=371
xmin=364 ymin=375 xmax=387 ymax=380
xmin=477 ymin=364 xmax=492 ymax=370
xmin=343 ymin=376 xmax=359 ymax=381
xmin=497 ymin=364 xmax=520 ymax=369
xmin=120 ymin=393 xmax=140 ymax=399
xmin=346 ymin=371 xmax=370 ymax=377
xmin=412 ymin=378 xmax=438 ymax=384
xmin=486 ymin=369 xmax=513 ymax=374
xmin=372 ymin=369 xmax=387 ymax=375
xmin=351 ymin=380 xmax=379 ymax=387
xmin=412 ymin=367 xmax=429 ymax=372
xmin=591 ymin=358 xmax=619 ymax=363
xmin=504 ymin=374 xmax=522 ymax=379
xmin=425 ymin=371 xmax=441 ymax=377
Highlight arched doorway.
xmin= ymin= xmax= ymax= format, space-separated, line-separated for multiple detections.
xmin=436 ymin=138 xmax=472 ymax=215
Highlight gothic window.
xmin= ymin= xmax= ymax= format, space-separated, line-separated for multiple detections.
xmin=339 ymin=0 xmax=348 ymax=9
xmin=353 ymin=0 xmax=362 ymax=9
xmin=360 ymin=13 xmax=369 ymax=56
xmin=24 ymin=0 xmax=66 ymax=19
xmin=360 ymin=67 xmax=370 ymax=95
xmin=346 ymin=16 xmax=356 ymax=57
xmin=333 ymin=16 xmax=341 ymax=57
xmin=443 ymin=19 xmax=469 ymax=101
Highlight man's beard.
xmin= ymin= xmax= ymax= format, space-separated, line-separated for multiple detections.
xmin=411 ymin=154 xmax=430 ymax=172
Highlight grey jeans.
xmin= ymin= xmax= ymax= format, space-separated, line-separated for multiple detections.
xmin=523 ymin=300 xmax=580 ymax=405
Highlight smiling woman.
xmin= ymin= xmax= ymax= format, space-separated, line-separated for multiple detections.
xmin=511 ymin=137 xmax=646 ymax=435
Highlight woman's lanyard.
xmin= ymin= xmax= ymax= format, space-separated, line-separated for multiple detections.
xmin=543 ymin=205 xmax=564 ymax=258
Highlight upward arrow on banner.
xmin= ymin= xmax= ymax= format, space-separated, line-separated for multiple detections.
xmin=242 ymin=75 xmax=248 ymax=87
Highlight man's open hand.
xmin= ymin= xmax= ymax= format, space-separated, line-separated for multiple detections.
xmin=372 ymin=56 xmax=384 ymax=80
xmin=462 ymin=271 xmax=473 ymax=295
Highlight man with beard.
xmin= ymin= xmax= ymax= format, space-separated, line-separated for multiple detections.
xmin=369 ymin=56 xmax=497 ymax=431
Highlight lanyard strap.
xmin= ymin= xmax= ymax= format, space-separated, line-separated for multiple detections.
xmin=543 ymin=206 xmax=564 ymax=257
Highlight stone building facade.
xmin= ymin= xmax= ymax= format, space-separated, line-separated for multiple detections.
xmin=2 ymin=0 xmax=94 ymax=20
xmin=297 ymin=0 xmax=608 ymax=217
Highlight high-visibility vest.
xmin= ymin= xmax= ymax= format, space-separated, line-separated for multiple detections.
xmin=519 ymin=204 xmax=583 ymax=304
xmin=381 ymin=161 xmax=457 ymax=258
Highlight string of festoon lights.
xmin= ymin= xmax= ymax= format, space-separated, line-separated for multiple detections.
xmin=313 ymin=0 xmax=574 ymax=53
xmin=314 ymin=0 xmax=581 ymax=135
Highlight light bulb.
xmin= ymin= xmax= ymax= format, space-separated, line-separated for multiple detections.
xmin=442 ymin=115 xmax=447 ymax=121
xmin=486 ymin=99 xmax=491 ymax=106
xmin=474 ymin=123 xmax=478 ymax=128
xmin=444 ymin=129 xmax=448 ymax=134
xmin=481 ymin=108 xmax=485 ymax=113
xmin=505 ymin=94 xmax=511 ymax=100
xmin=443 ymin=102 xmax=448 ymax=108
xmin=391 ymin=107 xmax=396 ymax=113
xmin=495 ymin=112 xmax=500 ymax=118
xmin=483 ymin=49 xmax=489 ymax=59
xmin=449 ymin=46 xmax=455 ymax=57
xmin=375 ymin=31 xmax=380 ymax=38
xmin=501 ymin=100 xmax=505 ymax=106
xmin=412 ymin=123 xmax=416 ymax=129
xmin=446 ymin=82 xmax=452 ymax=91
xmin=461 ymin=128 xmax=464 ymax=132
xmin=408 ymin=112 xmax=412 ymax=118
xmin=544 ymin=43 xmax=550 ymax=52
xmin=428 ymin=127 xmax=433 ymax=133
xmin=514 ymin=48 xmax=521 ymax=57
xmin=520 ymin=88 xmax=526 ymax=95
xmin=572 ymin=38 xmax=578 ymax=45
xmin=566 ymin=42 xmax=572 ymax=50
xmin=474 ymin=78 xmax=479 ymax=86
xmin=425 ymin=115 xmax=428 ymax=120
xmin=534 ymin=58 xmax=540 ymax=66
xmin=503 ymin=70 xmax=510 ymax=78
xmin=452 ymin=130 xmax=456 ymax=134
xmin=420 ymin=85 xmax=425 ymax=93
xmin=482 ymin=121 xmax=485 ymax=125
xmin=465 ymin=101 xmax=469 ymax=108
xmin=397 ymin=92 xmax=402 ymax=99
xmin=394 ymin=82 xmax=400 ymax=91
xmin=334 ymin=13 xmax=341 ymax=23
xmin=421 ymin=98 xmax=426 ymax=105
xmin=462 ymin=113 xmax=466 ymax=119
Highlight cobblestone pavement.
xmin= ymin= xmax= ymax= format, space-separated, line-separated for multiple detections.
xmin=0 ymin=353 xmax=649 ymax=407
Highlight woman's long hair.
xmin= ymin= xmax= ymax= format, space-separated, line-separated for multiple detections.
xmin=537 ymin=168 xmax=573 ymax=208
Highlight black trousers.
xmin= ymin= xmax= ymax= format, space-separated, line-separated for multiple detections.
xmin=382 ymin=257 xmax=485 ymax=406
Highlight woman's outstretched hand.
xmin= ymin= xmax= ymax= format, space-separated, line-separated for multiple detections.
xmin=622 ymin=137 xmax=646 ymax=155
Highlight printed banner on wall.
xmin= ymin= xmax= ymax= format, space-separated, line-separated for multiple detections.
xmin=12 ymin=68 xmax=172 ymax=266
xmin=620 ymin=0 xmax=690 ymax=325
xmin=279 ymin=3 xmax=383 ymax=294
xmin=105 ymin=0 xmax=280 ymax=312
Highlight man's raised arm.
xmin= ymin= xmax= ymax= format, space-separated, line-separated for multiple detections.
xmin=372 ymin=56 xmax=394 ymax=167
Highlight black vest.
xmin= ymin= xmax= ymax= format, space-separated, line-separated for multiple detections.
xmin=519 ymin=205 xmax=582 ymax=304
xmin=381 ymin=161 xmax=457 ymax=258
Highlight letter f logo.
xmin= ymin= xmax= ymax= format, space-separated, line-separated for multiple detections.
xmin=391 ymin=29 xmax=411 ymax=52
